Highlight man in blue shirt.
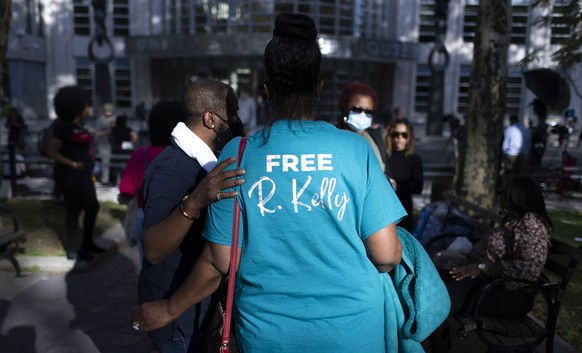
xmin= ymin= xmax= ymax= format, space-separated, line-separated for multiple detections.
xmin=502 ymin=115 xmax=531 ymax=174
xmin=137 ymin=79 xmax=244 ymax=353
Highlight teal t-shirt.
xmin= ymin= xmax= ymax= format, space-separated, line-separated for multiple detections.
xmin=204 ymin=120 xmax=406 ymax=352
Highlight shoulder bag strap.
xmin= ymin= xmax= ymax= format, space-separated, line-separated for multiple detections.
xmin=221 ymin=137 xmax=247 ymax=353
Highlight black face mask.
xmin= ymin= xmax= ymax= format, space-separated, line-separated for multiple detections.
xmin=214 ymin=125 xmax=234 ymax=152
xmin=213 ymin=90 xmax=240 ymax=152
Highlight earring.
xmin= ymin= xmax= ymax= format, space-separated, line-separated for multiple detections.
xmin=211 ymin=124 xmax=215 ymax=128
xmin=343 ymin=116 xmax=348 ymax=122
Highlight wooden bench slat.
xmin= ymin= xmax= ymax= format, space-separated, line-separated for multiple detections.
xmin=0 ymin=230 xmax=26 ymax=244
xmin=0 ymin=204 xmax=26 ymax=276
xmin=479 ymin=315 xmax=547 ymax=338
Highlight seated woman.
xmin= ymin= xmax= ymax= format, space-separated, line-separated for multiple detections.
xmin=428 ymin=175 xmax=553 ymax=352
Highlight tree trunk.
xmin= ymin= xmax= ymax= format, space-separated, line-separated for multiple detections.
xmin=0 ymin=0 xmax=12 ymax=102
xmin=454 ymin=0 xmax=512 ymax=210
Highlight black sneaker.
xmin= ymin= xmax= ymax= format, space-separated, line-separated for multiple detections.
xmin=84 ymin=243 xmax=107 ymax=254
xmin=67 ymin=251 xmax=94 ymax=262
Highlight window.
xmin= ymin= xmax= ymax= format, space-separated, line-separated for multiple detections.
xmin=249 ymin=2 xmax=273 ymax=33
xmin=465 ymin=2 xmax=529 ymax=44
xmin=511 ymin=5 xmax=529 ymax=44
xmin=208 ymin=1 xmax=230 ymax=33
xmin=550 ymin=1 xmax=575 ymax=45
xmin=463 ymin=4 xmax=478 ymax=43
xmin=115 ymin=59 xmax=132 ymax=108
xmin=21 ymin=0 xmax=44 ymax=37
xmin=506 ymin=69 xmax=522 ymax=117
xmin=75 ymin=57 xmax=132 ymax=109
xmin=337 ymin=0 xmax=354 ymax=36
xmin=414 ymin=64 xmax=431 ymax=114
xmin=178 ymin=0 xmax=191 ymax=34
xmin=112 ymin=0 xmax=129 ymax=36
xmin=359 ymin=0 xmax=391 ymax=38
xmin=73 ymin=0 xmax=91 ymax=36
xmin=75 ymin=58 xmax=94 ymax=97
xmin=193 ymin=1 xmax=210 ymax=33
xmin=152 ymin=1 xmax=391 ymax=37
xmin=419 ymin=0 xmax=436 ymax=43
xmin=319 ymin=1 xmax=337 ymax=35
xmin=457 ymin=65 xmax=522 ymax=116
xmin=457 ymin=65 xmax=471 ymax=114
xmin=37 ymin=1 xmax=44 ymax=37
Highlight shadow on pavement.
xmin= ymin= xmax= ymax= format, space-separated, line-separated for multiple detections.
xmin=64 ymin=247 xmax=151 ymax=352
xmin=0 ymin=299 xmax=37 ymax=352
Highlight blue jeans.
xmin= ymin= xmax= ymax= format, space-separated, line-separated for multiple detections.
xmin=149 ymin=334 xmax=192 ymax=353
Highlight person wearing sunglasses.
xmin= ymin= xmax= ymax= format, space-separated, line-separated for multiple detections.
xmin=385 ymin=118 xmax=424 ymax=231
xmin=337 ymin=82 xmax=395 ymax=187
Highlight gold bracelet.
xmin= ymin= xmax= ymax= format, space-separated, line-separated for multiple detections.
xmin=179 ymin=195 xmax=200 ymax=221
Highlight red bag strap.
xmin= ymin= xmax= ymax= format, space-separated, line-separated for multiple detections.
xmin=221 ymin=137 xmax=247 ymax=353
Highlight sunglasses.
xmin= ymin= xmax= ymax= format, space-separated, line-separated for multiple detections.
xmin=391 ymin=131 xmax=409 ymax=139
xmin=349 ymin=106 xmax=375 ymax=116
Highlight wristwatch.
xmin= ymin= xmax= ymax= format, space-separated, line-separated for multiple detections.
xmin=478 ymin=263 xmax=486 ymax=273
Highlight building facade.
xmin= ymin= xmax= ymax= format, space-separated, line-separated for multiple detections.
xmin=5 ymin=0 xmax=582 ymax=129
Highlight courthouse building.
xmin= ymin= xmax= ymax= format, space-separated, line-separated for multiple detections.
xmin=5 ymin=0 xmax=582 ymax=127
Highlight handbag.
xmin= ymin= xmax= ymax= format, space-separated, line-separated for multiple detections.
xmin=204 ymin=137 xmax=247 ymax=353
xmin=393 ymin=226 xmax=451 ymax=342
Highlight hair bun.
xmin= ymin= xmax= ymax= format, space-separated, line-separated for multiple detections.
xmin=273 ymin=13 xmax=317 ymax=42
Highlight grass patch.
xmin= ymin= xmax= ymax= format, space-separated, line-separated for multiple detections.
xmin=2 ymin=199 xmax=126 ymax=257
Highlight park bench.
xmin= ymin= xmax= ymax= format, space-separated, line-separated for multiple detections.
xmin=421 ymin=193 xmax=503 ymax=254
xmin=0 ymin=203 xmax=27 ymax=276
xmin=438 ymin=193 xmax=582 ymax=353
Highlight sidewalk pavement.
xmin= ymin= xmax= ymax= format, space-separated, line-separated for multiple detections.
xmin=0 ymin=223 xmax=154 ymax=353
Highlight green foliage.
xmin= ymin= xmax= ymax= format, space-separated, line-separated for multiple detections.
xmin=522 ymin=0 xmax=582 ymax=70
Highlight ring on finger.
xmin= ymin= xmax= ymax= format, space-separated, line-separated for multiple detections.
xmin=132 ymin=321 xmax=140 ymax=332
xmin=216 ymin=192 xmax=222 ymax=201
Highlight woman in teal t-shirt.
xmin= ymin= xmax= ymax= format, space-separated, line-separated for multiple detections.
xmin=132 ymin=13 xmax=405 ymax=352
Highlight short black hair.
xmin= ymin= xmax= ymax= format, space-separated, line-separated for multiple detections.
xmin=147 ymin=100 xmax=186 ymax=147
xmin=53 ymin=86 xmax=91 ymax=121
xmin=184 ymin=79 xmax=233 ymax=123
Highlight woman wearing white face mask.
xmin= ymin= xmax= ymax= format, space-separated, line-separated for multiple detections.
xmin=338 ymin=83 xmax=395 ymax=186
xmin=385 ymin=118 xmax=424 ymax=231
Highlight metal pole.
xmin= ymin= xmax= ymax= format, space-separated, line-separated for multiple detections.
xmin=426 ymin=0 xmax=451 ymax=136
xmin=89 ymin=0 xmax=114 ymax=117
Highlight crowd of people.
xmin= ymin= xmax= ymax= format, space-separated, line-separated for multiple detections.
xmin=4 ymin=11 xmax=566 ymax=353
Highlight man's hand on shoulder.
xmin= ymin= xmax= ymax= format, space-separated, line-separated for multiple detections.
xmin=187 ymin=157 xmax=246 ymax=211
